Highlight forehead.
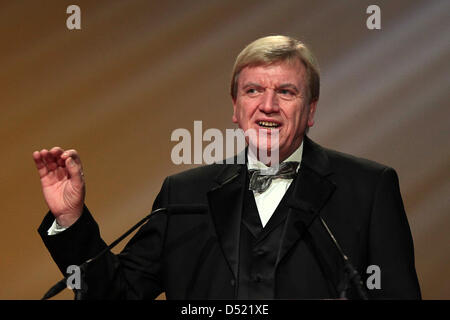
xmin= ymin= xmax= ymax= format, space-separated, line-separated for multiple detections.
xmin=238 ymin=60 xmax=306 ymax=87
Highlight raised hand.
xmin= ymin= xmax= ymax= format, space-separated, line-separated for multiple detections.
xmin=32 ymin=147 xmax=86 ymax=227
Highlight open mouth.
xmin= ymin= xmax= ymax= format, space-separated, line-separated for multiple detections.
xmin=257 ymin=121 xmax=280 ymax=128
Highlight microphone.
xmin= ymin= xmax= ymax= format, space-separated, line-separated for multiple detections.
xmin=319 ymin=216 xmax=369 ymax=300
xmin=41 ymin=204 xmax=208 ymax=300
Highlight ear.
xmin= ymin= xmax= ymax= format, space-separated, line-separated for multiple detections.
xmin=232 ymin=98 xmax=238 ymax=123
xmin=307 ymin=100 xmax=318 ymax=127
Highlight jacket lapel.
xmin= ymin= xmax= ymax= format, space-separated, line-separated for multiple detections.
xmin=276 ymin=136 xmax=337 ymax=267
xmin=207 ymin=161 xmax=246 ymax=281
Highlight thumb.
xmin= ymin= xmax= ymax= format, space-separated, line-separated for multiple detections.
xmin=66 ymin=157 xmax=84 ymax=189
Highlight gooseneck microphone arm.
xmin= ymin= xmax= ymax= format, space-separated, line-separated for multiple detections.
xmin=41 ymin=207 xmax=168 ymax=300
xmin=41 ymin=204 xmax=208 ymax=300
xmin=319 ymin=217 xmax=369 ymax=300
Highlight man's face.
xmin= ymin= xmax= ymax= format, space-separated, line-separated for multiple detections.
xmin=232 ymin=60 xmax=317 ymax=163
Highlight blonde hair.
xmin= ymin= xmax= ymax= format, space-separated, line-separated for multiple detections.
xmin=230 ymin=35 xmax=320 ymax=103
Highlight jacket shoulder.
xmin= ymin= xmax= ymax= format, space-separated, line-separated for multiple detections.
xmin=322 ymin=146 xmax=392 ymax=176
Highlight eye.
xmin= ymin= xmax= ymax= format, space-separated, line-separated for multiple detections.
xmin=278 ymin=89 xmax=294 ymax=96
xmin=245 ymin=87 xmax=262 ymax=96
xmin=277 ymin=88 xmax=297 ymax=100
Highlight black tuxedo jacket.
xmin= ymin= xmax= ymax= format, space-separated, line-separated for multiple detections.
xmin=38 ymin=136 xmax=421 ymax=299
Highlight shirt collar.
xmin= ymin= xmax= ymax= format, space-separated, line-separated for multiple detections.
xmin=247 ymin=142 xmax=303 ymax=171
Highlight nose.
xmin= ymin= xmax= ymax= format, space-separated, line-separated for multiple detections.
xmin=259 ymin=89 xmax=279 ymax=114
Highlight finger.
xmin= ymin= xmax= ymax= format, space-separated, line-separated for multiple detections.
xmin=40 ymin=149 xmax=55 ymax=172
xmin=40 ymin=149 xmax=50 ymax=167
xmin=49 ymin=146 xmax=64 ymax=158
xmin=61 ymin=149 xmax=81 ymax=165
xmin=32 ymin=151 xmax=48 ymax=178
xmin=43 ymin=149 xmax=58 ymax=171
xmin=65 ymin=156 xmax=84 ymax=188
xmin=49 ymin=147 xmax=66 ymax=167
xmin=57 ymin=157 xmax=66 ymax=167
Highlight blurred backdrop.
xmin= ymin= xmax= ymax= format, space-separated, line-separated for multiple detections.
xmin=0 ymin=0 xmax=448 ymax=299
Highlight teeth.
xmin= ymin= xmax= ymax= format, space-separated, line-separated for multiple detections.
xmin=258 ymin=121 xmax=280 ymax=128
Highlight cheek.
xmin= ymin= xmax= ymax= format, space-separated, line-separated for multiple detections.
xmin=235 ymin=102 xmax=253 ymax=121
xmin=283 ymin=106 xmax=305 ymax=135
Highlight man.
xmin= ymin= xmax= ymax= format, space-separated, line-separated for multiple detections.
xmin=34 ymin=35 xmax=421 ymax=299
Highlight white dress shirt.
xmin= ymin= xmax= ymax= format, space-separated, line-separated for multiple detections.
xmin=48 ymin=218 xmax=67 ymax=235
xmin=247 ymin=143 xmax=303 ymax=228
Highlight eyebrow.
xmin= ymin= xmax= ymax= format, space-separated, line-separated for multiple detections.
xmin=241 ymin=82 xmax=300 ymax=93
xmin=278 ymin=83 xmax=300 ymax=92
xmin=242 ymin=82 xmax=262 ymax=89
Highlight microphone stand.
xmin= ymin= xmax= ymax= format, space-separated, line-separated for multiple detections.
xmin=319 ymin=217 xmax=369 ymax=300
xmin=41 ymin=207 xmax=167 ymax=300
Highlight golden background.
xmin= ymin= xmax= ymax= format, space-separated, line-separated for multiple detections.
xmin=0 ymin=0 xmax=448 ymax=299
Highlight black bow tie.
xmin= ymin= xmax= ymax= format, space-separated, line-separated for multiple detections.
xmin=248 ymin=162 xmax=299 ymax=193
